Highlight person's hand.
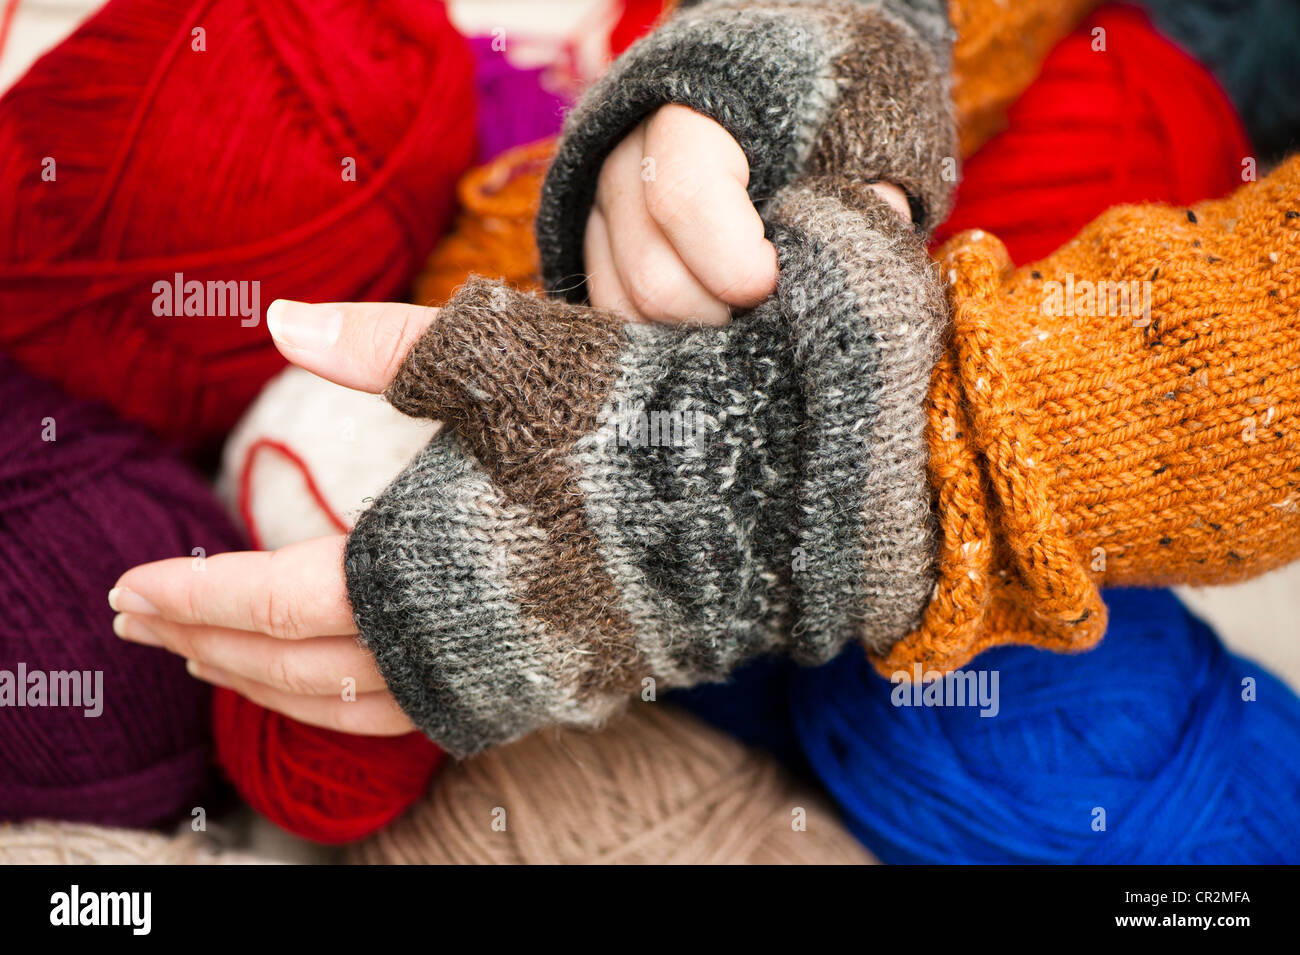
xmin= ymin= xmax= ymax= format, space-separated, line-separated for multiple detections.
xmin=586 ymin=104 xmax=912 ymax=325
xmin=110 ymin=300 xmax=440 ymax=736
xmin=111 ymin=130 xmax=916 ymax=735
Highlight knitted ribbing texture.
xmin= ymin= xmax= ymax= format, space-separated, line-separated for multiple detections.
xmin=536 ymin=0 xmax=958 ymax=302
xmin=879 ymin=154 xmax=1300 ymax=674
xmin=346 ymin=179 xmax=948 ymax=755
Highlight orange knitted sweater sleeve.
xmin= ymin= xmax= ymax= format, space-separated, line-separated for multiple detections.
xmin=948 ymin=0 xmax=1099 ymax=156
xmin=878 ymin=154 xmax=1300 ymax=675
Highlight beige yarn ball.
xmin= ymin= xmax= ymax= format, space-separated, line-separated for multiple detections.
xmin=347 ymin=705 xmax=874 ymax=865
xmin=0 ymin=821 xmax=278 ymax=865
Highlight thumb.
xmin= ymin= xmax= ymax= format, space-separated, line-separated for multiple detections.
xmin=265 ymin=300 xmax=438 ymax=394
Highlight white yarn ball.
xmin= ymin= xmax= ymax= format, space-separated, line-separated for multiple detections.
xmin=218 ymin=367 xmax=437 ymax=547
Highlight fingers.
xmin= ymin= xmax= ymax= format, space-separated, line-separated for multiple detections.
xmin=641 ymin=105 xmax=778 ymax=309
xmin=266 ymin=299 xmax=438 ymax=393
xmin=112 ymin=536 xmax=410 ymax=735
xmin=114 ymin=615 xmax=388 ymax=695
xmin=584 ymin=207 xmax=635 ymax=316
xmin=111 ymin=536 xmax=355 ymax=640
xmin=188 ymin=665 xmax=416 ymax=736
xmin=866 ymin=181 xmax=913 ymax=223
xmin=593 ymin=126 xmax=730 ymax=325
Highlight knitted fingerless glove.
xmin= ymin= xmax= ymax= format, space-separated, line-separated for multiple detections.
xmin=346 ymin=179 xmax=947 ymax=755
xmin=881 ymin=154 xmax=1300 ymax=675
xmin=537 ymin=0 xmax=958 ymax=300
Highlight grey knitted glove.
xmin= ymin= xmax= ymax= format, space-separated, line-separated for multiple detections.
xmin=537 ymin=0 xmax=958 ymax=301
xmin=344 ymin=178 xmax=947 ymax=756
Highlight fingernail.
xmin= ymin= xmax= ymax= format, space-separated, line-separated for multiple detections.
xmin=114 ymin=613 xmax=162 ymax=646
xmin=266 ymin=300 xmax=343 ymax=351
xmin=108 ymin=587 xmax=158 ymax=615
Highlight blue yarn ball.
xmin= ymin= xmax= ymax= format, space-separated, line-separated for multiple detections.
xmin=788 ymin=589 xmax=1300 ymax=864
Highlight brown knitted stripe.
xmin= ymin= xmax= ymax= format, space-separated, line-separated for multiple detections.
xmin=386 ymin=280 xmax=643 ymax=696
xmin=804 ymin=3 xmax=957 ymax=230
xmin=668 ymin=0 xmax=954 ymax=219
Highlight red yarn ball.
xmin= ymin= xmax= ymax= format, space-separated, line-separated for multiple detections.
xmin=611 ymin=0 xmax=669 ymax=56
xmin=212 ymin=687 xmax=444 ymax=845
xmin=0 ymin=0 xmax=476 ymax=455
xmin=212 ymin=438 xmax=444 ymax=845
xmin=932 ymin=4 xmax=1251 ymax=264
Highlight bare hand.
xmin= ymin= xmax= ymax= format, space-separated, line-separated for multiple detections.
xmin=111 ymin=300 xmax=441 ymax=735
xmin=585 ymin=104 xmax=911 ymax=325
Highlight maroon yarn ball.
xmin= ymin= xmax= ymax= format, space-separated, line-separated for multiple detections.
xmin=0 ymin=354 xmax=245 ymax=828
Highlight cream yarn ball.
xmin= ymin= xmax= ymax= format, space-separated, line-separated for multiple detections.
xmin=347 ymin=704 xmax=874 ymax=865
xmin=218 ymin=365 xmax=437 ymax=546
xmin=0 ymin=821 xmax=277 ymax=865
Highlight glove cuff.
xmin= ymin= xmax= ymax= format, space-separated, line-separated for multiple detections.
xmin=878 ymin=161 xmax=1300 ymax=675
xmin=536 ymin=0 xmax=958 ymax=303
xmin=349 ymin=180 xmax=949 ymax=754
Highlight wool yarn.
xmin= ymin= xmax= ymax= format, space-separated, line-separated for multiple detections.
xmin=210 ymin=691 xmax=444 ymax=846
xmin=346 ymin=704 xmax=873 ymax=865
xmin=218 ymin=366 xmax=438 ymax=552
xmin=790 ymin=588 xmax=1300 ymax=864
xmin=210 ymin=367 xmax=440 ymax=845
xmin=0 ymin=353 xmax=244 ymax=828
xmin=413 ymin=139 xmax=556 ymax=308
xmin=0 ymin=0 xmax=475 ymax=454
xmin=932 ymin=5 xmax=1252 ymax=264
xmin=0 ymin=820 xmax=277 ymax=865
xmin=1137 ymin=0 xmax=1300 ymax=161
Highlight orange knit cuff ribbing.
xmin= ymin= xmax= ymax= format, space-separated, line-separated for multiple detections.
xmin=875 ymin=156 xmax=1300 ymax=676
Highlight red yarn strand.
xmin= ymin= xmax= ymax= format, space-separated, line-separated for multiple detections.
xmin=0 ymin=0 xmax=20 ymax=63
xmin=237 ymin=437 xmax=350 ymax=551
